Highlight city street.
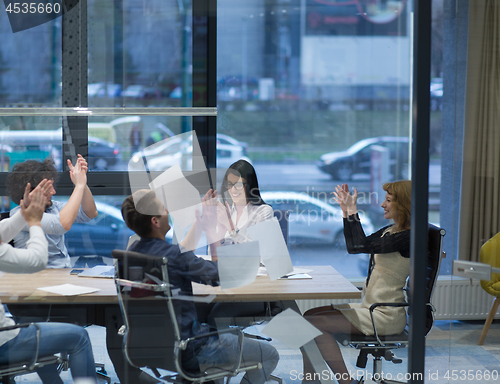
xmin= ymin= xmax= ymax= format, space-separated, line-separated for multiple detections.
xmin=252 ymin=160 xmax=441 ymax=278
xmin=112 ymin=158 xmax=441 ymax=278
xmin=254 ymin=160 xmax=442 ymax=193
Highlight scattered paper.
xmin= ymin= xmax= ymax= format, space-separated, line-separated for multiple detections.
xmin=37 ymin=284 xmax=100 ymax=296
xmin=285 ymin=267 xmax=313 ymax=276
xmin=149 ymin=164 xmax=203 ymax=229
xmin=246 ymin=218 xmax=293 ymax=280
xmin=278 ymin=274 xmax=311 ymax=280
xmin=261 ymin=308 xmax=322 ymax=349
xmin=217 ymin=241 xmax=260 ymax=289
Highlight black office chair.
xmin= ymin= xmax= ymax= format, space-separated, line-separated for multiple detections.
xmin=111 ymin=249 xmax=263 ymax=383
xmin=273 ymin=209 xmax=289 ymax=247
xmin=0 ymin=323 xmax=69 ymax=384
xmin=337 ymin=225 xmax=446 ymax=384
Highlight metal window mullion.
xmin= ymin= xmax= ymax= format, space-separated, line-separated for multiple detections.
xmin=408 ymin=1 xmax=432 ymax=383
xmin=61 ymin=0 xmax=88 ymax=190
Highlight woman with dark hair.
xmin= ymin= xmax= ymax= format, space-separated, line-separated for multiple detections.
xmin=187 ymin=160 xmax=277 ymax=328
xmin=217 ymin=159 xmax=272 ymax=244
xmin=300 ymin=180 xmax=411 ymax=384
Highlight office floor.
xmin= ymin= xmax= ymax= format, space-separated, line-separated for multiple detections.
xmin=10 ymin=320 xmax=500 ymax=384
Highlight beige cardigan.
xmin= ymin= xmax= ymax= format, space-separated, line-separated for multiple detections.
xmin=336 ymin=246 xmax=410 ymax=336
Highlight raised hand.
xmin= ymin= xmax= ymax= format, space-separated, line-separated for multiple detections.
xmin=20 ymin=182 xmax=32 ymax=210
xmin=20 ymin=183 xmax=46 ymax=226
xmin=196 ymin=189 xmax=219 ymax=235
xmin=21 ymin=179 xmax=54 ymax=210
xmin=67 ymin=154 xmax=87 ymax=187
xmin=332 ymin=183 xmax=358 ymax=215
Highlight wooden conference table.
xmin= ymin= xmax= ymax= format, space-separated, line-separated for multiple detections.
xmin=0 ymin=265 xmax=361 ymax=332
xmin=0 ymin=265 xmax=360 ymax=304
xmin=0 ymin=266 xmax=360 ymax=384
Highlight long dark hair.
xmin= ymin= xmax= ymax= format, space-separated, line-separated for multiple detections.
xmin=220 ymin=160 xmax=267 ymax=206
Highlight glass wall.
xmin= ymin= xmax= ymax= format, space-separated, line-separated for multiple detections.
xmin=218 ymin=0 xmax=413 ymax=278
xmin=3 ymin=1 xmax=498 ymax=383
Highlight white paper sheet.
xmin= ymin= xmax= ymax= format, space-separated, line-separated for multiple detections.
xmin=246 ymin=218 xmax=293 ymax=280
xmin=37 ymin=284 xmax=100 ymax=296
xmin=282 ymin=267 xmax=314 ymax=277
xmin=278 ymin=273 xmax=311 ymax=280
xmin=261 ymin=308 xmax=322 ymax=349
xmin=217 ymin=241 xmax=260 ymax=289
xmin=149 ymin=164 xmax=203 ymax=229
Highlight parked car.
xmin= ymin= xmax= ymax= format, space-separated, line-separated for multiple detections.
xmin=122 ymin=85 xmax=160 ymax=99
xmin=317 ymin=136 xmax=410 ymax=180
xmin=63 ymin=201 xmax=172 ymax=258
xmin=128 ymin=133 xmax=250 ymax=171
xmin=217 ymin=133 xmax=249 ymax=156
xmin=88 ymin=82 xmax=122 ymax=98
xmin=88 ymin=136 xmax=120 ymax=170
xmin=63 ymin=201 xmax=134 ymax=258
xmin=217 ymin=76 xmax=259 ymax=101
xmin=261 ymin=191 xmax=374 ymax=248
xmin=430 ymin=77 xmax=443 ymax=111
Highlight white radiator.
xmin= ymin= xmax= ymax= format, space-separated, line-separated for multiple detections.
xmin=296 ymin=277 xmax=500 ymax=320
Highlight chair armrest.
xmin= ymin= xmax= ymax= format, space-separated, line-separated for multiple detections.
xmin=181 ymin=326 xmax=245 ymax=349
xmin=369 ymin=302 xmax=409 ymax=346
xmin=115 ymin=278 xmax=172 ymax=292
xmin=178 ymin=326 xmax=260 ymax=382
xmin=0 ymin=323 xmax=31 ymax=333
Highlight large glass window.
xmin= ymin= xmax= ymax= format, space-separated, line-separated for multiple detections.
xmin=88 ymin=0 xmax=192 ymax=109
xmin=218 ymin=0 xmax=413 ymax=278
xmin=5 ymin=1 xmax=495 ymax=382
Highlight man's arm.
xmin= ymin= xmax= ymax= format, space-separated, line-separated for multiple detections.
xmin=81 ymin=185 xmax=98 ymax=219
xmin=0 ymin=180 xmax=53 ymax=243
xmin=0 ymin=228 xmax=48 ymax=273
xmin=78 ymin=156 xmax=98 ymax=219
xmin=0 ymin=211 xmax=26 ymax=244
xmin=59 ymin=155 xmax=97 ymax=230
xmin=0 ymin=183 xmax=49 ymax=273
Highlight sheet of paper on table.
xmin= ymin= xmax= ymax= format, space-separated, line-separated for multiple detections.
xmin=217 ymin=241 xmax=260 ymax=289
xmin=257 ymin=266 xmax=313 ymax=278
xmin=246 ymin=218 xmax=293 ymax=280
xmin=37 ymin=284 xmax=100 ymax=296
xmin=278 ymin=273 xmax=312 ymax=280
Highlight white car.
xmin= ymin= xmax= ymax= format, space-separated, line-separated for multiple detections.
xmin=261 ymin=191 xmax=375 ymax=248
xmin=128 ymin=133 xmax=250 ymax=171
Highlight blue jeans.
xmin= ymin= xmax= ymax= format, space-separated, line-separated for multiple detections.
xmin=0 ymin=323 xmax=96 ymax=384
xmin=194 ymin=333 xmax=279 ymax=384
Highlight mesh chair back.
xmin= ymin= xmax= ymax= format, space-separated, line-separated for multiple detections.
xmin=424 ymin=225 xmax=445 ymax=334
xmin=111 ymin=250 xmax=177 ymax=372
xmin=273 ymin=210 xmax=289 ymax=247
xmin=403 ymin=225 xmax=445 ymax=336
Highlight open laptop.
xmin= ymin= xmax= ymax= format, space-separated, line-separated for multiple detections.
xmin=78 ymin=265 xmax=114 ymax=279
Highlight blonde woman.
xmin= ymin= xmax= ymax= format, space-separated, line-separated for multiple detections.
xmin=301 ymin=181 xmax=412 ymax=384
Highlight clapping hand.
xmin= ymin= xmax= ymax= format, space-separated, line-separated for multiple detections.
xmin=67 ymin=154 xmax=88 ymax=187
xmin=20 ymin=179 xmax=53 ymax=210
xmin=195 ymin=189 xmax=219 ymax=238
xmin=20 ymin=181 xmax=48 ymax=226
xmin=332 ymin=183 xmax=357 ymax=215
